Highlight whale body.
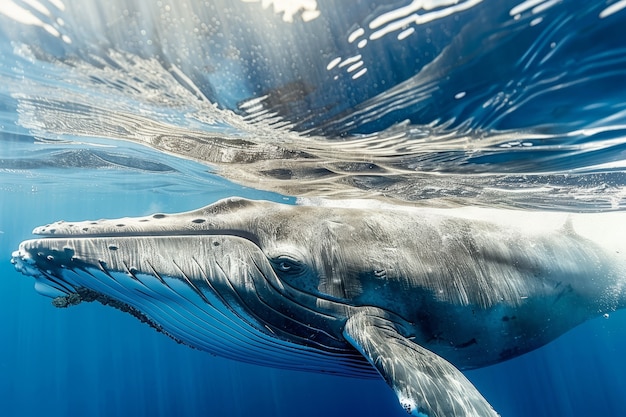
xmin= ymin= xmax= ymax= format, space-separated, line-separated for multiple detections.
xmin=11 ymin=198 xmax=626 ymax=416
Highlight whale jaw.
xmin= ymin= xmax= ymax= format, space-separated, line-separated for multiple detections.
xmin=10 ymin=234 xmax=375 ymax=378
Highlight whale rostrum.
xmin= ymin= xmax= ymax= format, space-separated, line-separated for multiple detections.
xmin=11 ymin=198 xmax=626 ymax=416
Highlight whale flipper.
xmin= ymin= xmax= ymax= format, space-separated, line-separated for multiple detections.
xmin=343 ymin=308 xmax=499 ymax=417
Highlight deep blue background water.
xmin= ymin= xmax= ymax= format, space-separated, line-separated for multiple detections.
xmin=2 ymin=0 xmax=626 ymax=416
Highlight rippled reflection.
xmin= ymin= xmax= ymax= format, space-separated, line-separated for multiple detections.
xmin=1 ymin=0 xmax=626 ymax=212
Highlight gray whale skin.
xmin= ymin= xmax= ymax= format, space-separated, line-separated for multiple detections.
xmin=11 ymin=197 xmax=626 ymax=417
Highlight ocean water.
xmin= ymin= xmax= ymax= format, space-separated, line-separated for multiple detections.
xmin=1 ymin=0 xmax=626 ymax=416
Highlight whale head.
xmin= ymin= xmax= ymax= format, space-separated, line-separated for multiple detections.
xmin=11 ymin=197 xmax=384 ymax=376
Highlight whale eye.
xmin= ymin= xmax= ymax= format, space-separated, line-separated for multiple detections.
xmin=271 ymin=256 xmax=303 ymax=274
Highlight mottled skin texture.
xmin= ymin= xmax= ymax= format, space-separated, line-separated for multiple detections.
xmin=12 ymin=198 xmax=626 ymax=416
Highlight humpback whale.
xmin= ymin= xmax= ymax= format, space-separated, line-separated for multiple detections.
xmin=11 ymin=197 xmax=626 ymax=417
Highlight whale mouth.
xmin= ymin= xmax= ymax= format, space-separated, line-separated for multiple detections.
xmin=11 ymin=244 xmax=188 ymax=342
xmin=11 ymin=231 xmax=375 ymax=377
xmin=9 ymin=234 xmax=290 ymax=355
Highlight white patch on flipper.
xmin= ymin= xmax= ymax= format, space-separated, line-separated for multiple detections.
xmin=396 ymin=393 xmax=424 ymax=416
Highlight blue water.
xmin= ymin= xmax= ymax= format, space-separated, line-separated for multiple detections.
xmin=2 ymin=0 xmax=626 ymax=416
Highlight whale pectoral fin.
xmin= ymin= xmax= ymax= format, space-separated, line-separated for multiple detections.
xmin=343 ymin=309 xmax=499 ymax=417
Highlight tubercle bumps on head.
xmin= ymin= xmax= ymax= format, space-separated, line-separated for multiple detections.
xmin=29 ymin=209 xmax=221 ymax=238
